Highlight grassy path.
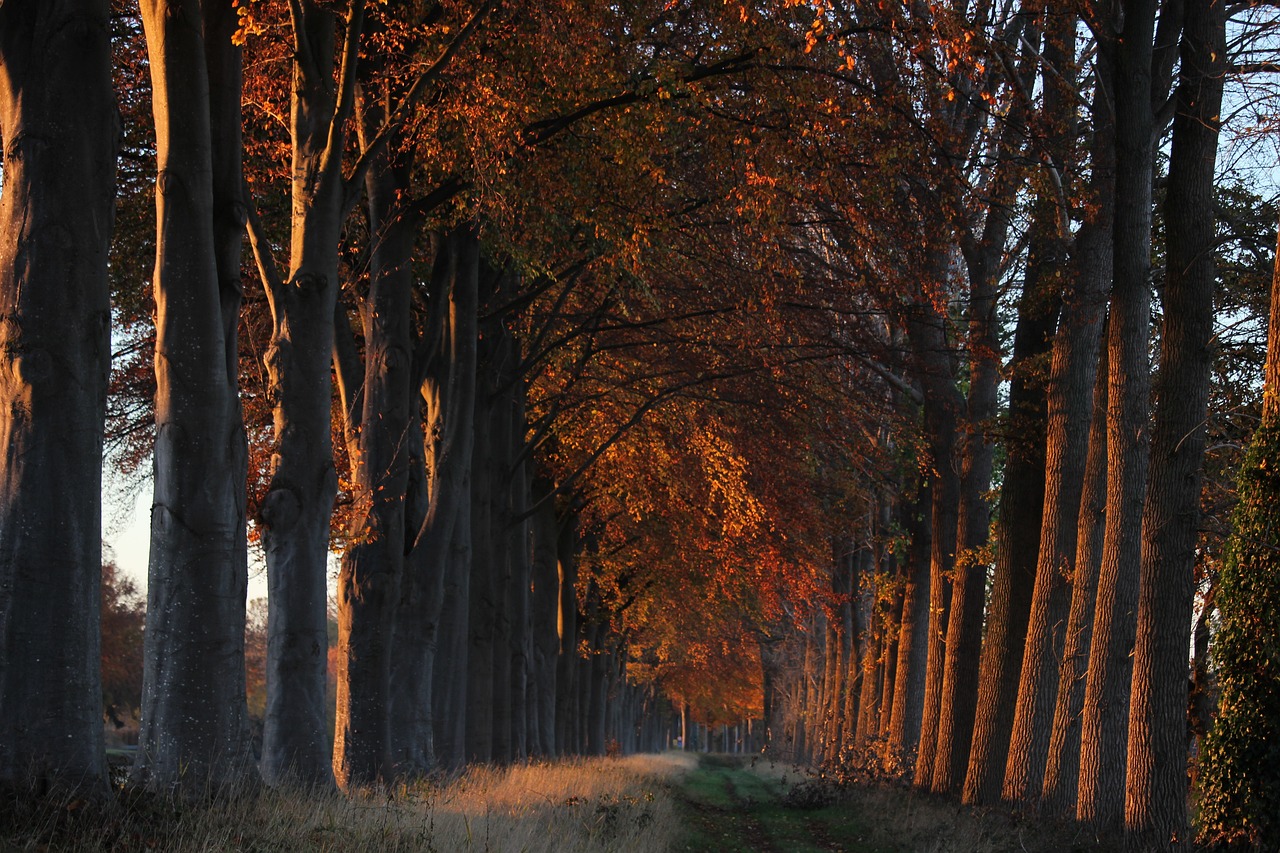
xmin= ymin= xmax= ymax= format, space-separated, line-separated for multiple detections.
xmin=672 ymin=754 xmax=889 ymax=852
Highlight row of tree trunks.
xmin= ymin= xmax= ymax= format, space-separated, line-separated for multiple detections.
xmin=768 ymin=5 xmax=1225 ymax=845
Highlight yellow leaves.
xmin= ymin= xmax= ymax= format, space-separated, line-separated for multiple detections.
xmin=231 ymin=0 xmax=264 ymax=47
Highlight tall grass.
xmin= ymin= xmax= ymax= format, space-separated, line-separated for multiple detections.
xmin=1 ymin=752 xmax=699 ymax=852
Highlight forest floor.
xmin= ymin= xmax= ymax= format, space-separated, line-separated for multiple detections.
xmin=3 ymin=751 xmax=1134 ymax=852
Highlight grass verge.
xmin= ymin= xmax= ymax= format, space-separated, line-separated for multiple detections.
xmin=1 ymin=752 xmax=698 ymax=852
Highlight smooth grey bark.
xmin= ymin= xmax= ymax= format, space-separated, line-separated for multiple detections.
xmin=246 ymin=0 xmax=365 ymax=790
xmin=0 ymin=0 xmax=114 ymax=794
xmin=465 ymin=314 xmax=502 ymax=762
xmin=507 ymin=454 xmax=534 ymax=762
xmin=530 ymin=477 xmax=561 ymax=758
xmin=392 ymin=226 xmax=479 ymax=775
xmin=133 ymin=0 xmax=257 ymax=793
xmin=555 ymin=512 xmax=581 ymax=755
xmin=432 ymin=464 xmax=474 ymax=769
xmin=1077 ymin=0 xmax=1158 ymax=828
xmin=1125 ymin=1 xmax=1224 ymax=844
xmin=332 ymin=135 xmax=419 ymax=785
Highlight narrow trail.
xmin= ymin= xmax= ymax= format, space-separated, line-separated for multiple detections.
xmin=672 ymin=753 xmax=874 ymax=852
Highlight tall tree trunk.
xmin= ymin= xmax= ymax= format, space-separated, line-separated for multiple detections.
xmin=1077 ymin=0 xmax=1157 ymax=828
xmin=1125 ymin=1 xmax=1223 ymax=845
xmin=886 ymin=483 xmax=931 ymax=774
xmin=0 ymin=0 xmax=115 ymax=794
xmin=392 ymin=227 xmax=479 ymax=775
xmin=530 ymin=477 xmax=561 ymax=757
xmin=433 ymin=461 xmax=474 ymax=769
xmin=250 ymin=0 xmax=364 ymax=790
xmin=555 ymin=511 xmax=581 ymax=755
xmin=1004 ymin=70 xmax=1115 ymax=807
xmin=909 ymin=308 xmax=962 ymax=789
xmin=1041 ymin=319 xmax=1111 ymax=815
xmin=333 ymin=134 xmax=420 ymax=784
xmin=133 ymin=0 xmax=257 ymax=792
xmin=465 ymin=338 xmax=497 ymax=763
xmin=962 ymin=215 xmax=1064 ymax=805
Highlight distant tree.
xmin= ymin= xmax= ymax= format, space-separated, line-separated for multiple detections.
xmin=100 ymin=562 xmax=146 ymax=725
xmin=245 ymin=598 xmax=269 ymax=721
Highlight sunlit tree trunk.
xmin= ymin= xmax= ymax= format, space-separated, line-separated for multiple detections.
xmin=1041 ymin=321 xmax=1110 ymax=815
xmin=133 ymin=0 xmax=257 ymax=793
xmin=1004 ymin=69 xmax=1114 ymax=808
xmin=0 ymin=0 xmax=114 ymax=794
xmin=1125 ymin=1 xmax=1224 ymax=845
xmin=908 ymin=304 xmax=962 ymax=789
xmin=887 ymin=483 xmax=931 ymax=773
xmin=247 ymin=0 xmax=364 ymax=790
xmin=963 ymin=8 xmax=1075 ymax=804
xmin=1077 ymin=0 xmax=1157 ymax=828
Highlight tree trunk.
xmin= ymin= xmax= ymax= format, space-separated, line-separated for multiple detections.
xmin=465 ymin=341 xmax=497 ymax=763
xmin=911 ymin=326 xmax=962 ymax=789
xmin=332 ymin=136 xmax=419 ymax=786
xmin=133 ymin=0 xmax=257 ymax=793
xmin=1077 ymin=0 xmax=1157 ymax=828
xmin=530 ymin=477 xmax=561 ymax=757
xmin=962 ymin=214 xmax=1064 ymax=804
xmin=555 ymin=512 xmax=581 ymax=755
xmin=0 ymin=0 xmax=115 ymax=794
xmin=254 ymin=0 xmax=363 ymax=790
xmin=392 ymin=227 xmax=480 ymax=774
xmin=887 ymin=483 xmax=931 ymax=774
xmin=1041 ymin=319 xmax=1110 ymax=815
xmin=1004 ymin=68 xmax=1114 ymax=808
xmin=1125 ymin=1 xmax=1223 ymax=845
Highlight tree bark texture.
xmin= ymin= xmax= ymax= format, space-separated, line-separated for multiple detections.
xmin=0 ymin=0 xmax=115 ymax=794
xmin=1004 ymin=106 xmax=1113 ymax=808
xmin=1124 ymin=1 xmax=1223 ymax=845
xmin=332 ymin=141 xmax=419 ymax=787
xmin=887 ymin=483 xmax=931 ymax=774
xmin=962 ymin=209 xmax=1061 ymax=804
xmin=258 ymin=0 xmax=362 ymax=789
xmin=391 ymin=226 xmax=479 ymax=775
xmin=1041 ymin=318 xmax=1110 ymax=815
xmin=1076 ymin=0 xmax=1156 ymax=829
xmin=134 ymin=0 xmax=257 ymax=793
xmin=907 ymin=305 xmax=962 ymax=790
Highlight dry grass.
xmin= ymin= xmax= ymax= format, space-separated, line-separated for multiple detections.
xmin=1 ymin=752 xmax=700 ymax=852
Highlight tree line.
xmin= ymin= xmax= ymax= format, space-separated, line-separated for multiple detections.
xmin=1 ymin=0 xmax=1279 ymax=850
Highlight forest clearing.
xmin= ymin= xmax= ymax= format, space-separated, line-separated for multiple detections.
xmin=3 ymin=0 xmax=1280 ymax=851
